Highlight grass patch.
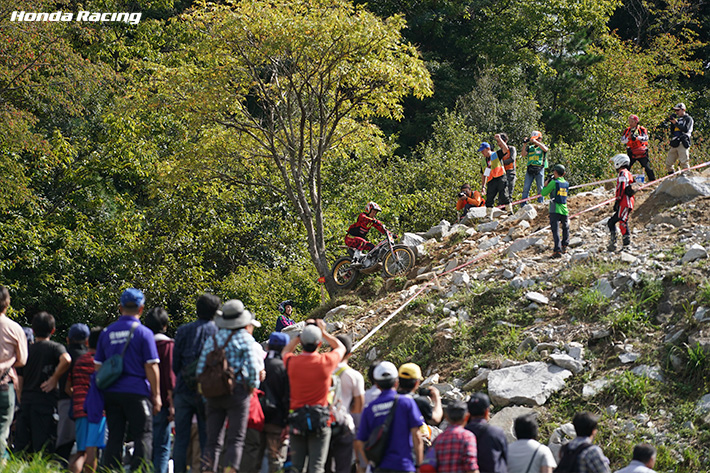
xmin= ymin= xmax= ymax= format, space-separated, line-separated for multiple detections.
xmin=606 ymin=371 xmax=653 ymax=411
xmin=568 ymin=287 xmax=609 ymax=320
xmin=698 ymin=280 xmax=710 ymax=304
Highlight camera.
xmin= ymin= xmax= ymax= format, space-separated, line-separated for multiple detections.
xmin=523 ymin=137 xmax=530 ymax=143
xmin=669 ymin=113 xmax=677 ymax=120
xmin=457 ymin=192 xmax=466 ymax=199
xmin=418 ymin=387 xmax=431 ymax=397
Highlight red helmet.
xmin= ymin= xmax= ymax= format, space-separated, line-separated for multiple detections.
xmin=365 ymin=201 xmax=381 ymax=213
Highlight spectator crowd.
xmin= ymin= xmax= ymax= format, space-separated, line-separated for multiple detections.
xmin=0 ymin=286 xmax=662 ymax=473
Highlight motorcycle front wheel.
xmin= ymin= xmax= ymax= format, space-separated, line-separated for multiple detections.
xmin=331 ymin=256 xmax=360 ymax=290
xmin=382 ymin=245 xmax=416 ymax=278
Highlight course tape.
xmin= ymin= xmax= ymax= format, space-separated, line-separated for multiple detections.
xmin=352 ymin=161 xmax=710 ymax=353
xmin=494 ymin=177 xmax=623 ymax=210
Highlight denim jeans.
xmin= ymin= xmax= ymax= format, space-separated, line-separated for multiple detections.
xmin=290 ymin=426 xmax=332 ymax=473
xmin=103 ymin=392 xmax=153 ymax=472
xmin=521 ymin=167 xmax=544 ymax=205
xmin=153 ymin=404 xmax=172 ymax=473
xmin=173 ymin=390 xmax=207 ymax=473
xmin=203 ymin=384 xmax=251 ymax=471
xmin=0 ymin=384 xmax=15 ymax=458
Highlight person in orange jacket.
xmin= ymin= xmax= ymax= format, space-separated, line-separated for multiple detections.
xmin=456 ymin=184 xmax=484 ymax=220
xmin=620 ymin=114 xmax=655 ymax=182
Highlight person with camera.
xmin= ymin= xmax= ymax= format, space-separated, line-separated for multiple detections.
xmin=397 ymin=363 xmax=442 ymax=427
xmin=520 ymin=131 xmax=549 ymax=207
xmin=478 ymin=134 xmax=510 ymax=213
xmin=540 ymin=164 xmax=569 ymax=258
xmin=456 ymin=184 xmax=484 ymax=220
xmin=665 ymin=103 xmax=693 ymax=175
xmin=282 ymin=319 xmax=345 ymax=473
xmin=499 ymin=133 xmax=517 ymax=204
xmin=621 ymin=114 xmax=655 ymax=182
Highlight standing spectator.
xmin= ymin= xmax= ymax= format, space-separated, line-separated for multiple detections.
xmin=621 ymin=115 xmax=655 ymax=182
xmin=507 ymin=414 xmax=556 ymax=473
xmin=15 ymin=311 xmax=71 ymax=454
xmin=239 ymin=313 xmax=266 ymax=473
xmin=56 ymin=323 xmax=90 ymax=462
xmin=430 ymin=400 xmax=479 ymax=473
xmin=354 ymin=361 xmax=424 ymax=473
xmin=172 ymin=293 xmax=220 ymax=473
xmin=326 ymin=334 xmax=366 ymax=473
xmin=541 ymin=164 xmax=570 ymax=258
xmin=521 ymin=131 xmax=549 ymax=206
xmin=556 ymin=412 xmax=610 ymax=473
xmin=478 ymin=134 xmax=510 ymax=212
xmin=145 ymin=307 xmax=176 ymax=473
xmin=665 ymin=103 xmax=693 ymax=175
xmin=256 ymin=332 xmax=291 ymax=473
xmin=364 ymin=362 xmax=382 ymax=407
xmin=398 ymin=362 xmax=443 ymax=426
xmin=197 ymin=299 xmax=260 ymax=473
xmin=500 ymin=133 xmax=517 ymax=204
xmin=94 ymin=288 xmax=161 ymax=471
xmin=613 ymin=444 xmax=657 ymax=473
xmin=608 ymin=154 xmax=635 ymax=252
xmin=464 ymin=393 xmax=508 ymax=473
xmin=66 ymin=327 xmax=106 ymax=473
xmin=282 ymin=320 xmax=345 ymax=473
xmin=275 ymin=300 xmax=296 ymax=332
xmin=0 ymin=286 xmax=28 ymax=460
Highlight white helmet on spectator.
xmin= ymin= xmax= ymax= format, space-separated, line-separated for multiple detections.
xmin=365 ymin=201 xmax=381 ymax=213
xmin=612 ymin=153 xmax=630 ymax=170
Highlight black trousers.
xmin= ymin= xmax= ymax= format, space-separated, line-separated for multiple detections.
xmin=485 ymin=176 xmax=509 ymax=207
xmin=103 ymin=391 xmax=153 ymax=472
xmin=627 ymin=149 xmax=656 ymax=182
xmin=14 ymin=393 xmax=57 ymax=454
xmin=549 ymin=213 xmax=569 ymax=252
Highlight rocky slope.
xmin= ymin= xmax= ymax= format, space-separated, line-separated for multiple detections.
xmin=321 ymin=169 xmax=710 ymax=472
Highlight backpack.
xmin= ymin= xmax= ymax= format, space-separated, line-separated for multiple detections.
xmin=198 ymin=331 xmax=238 ymax=398
xmin=553 ymin=442 xmax=593 ymax=473
xmin=364 ymin=395 xmax=399 ymax=465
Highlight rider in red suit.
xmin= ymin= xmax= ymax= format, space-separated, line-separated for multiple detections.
xmin=345 ymin=202 xmax=388 ymax=253
xmin=608 ymin=154 xmax=635 ymax=252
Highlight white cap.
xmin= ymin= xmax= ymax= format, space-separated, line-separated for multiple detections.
xmin=373 ymin=361 xmax=398 ymax=381
xmin=673 ymin=103 xmax=686 ymax=110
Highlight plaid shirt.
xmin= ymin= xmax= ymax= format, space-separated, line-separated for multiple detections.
xmin=434 ymin=425 xmax=479 ymax=473
xmin=196 ymin=328 xmax=260 ymax=389
xmin=566 ymin=437 xmax=610 ymax=473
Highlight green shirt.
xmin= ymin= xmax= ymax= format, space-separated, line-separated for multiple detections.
xmin=541 ymin=177 xmax=569 ymax=215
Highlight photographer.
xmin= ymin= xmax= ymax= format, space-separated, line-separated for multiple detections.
xmin=520 ymin=131 xmax=549 ymax=207
xmin=478 ymin=134 xmax=510 ymax=214
xmin=620 ymin=114 xmax=655 ymax=182
xmin=456 ymin=184 xmax=484 ymax=220
xmin=666 ymin=103 xmax=693 ymax=175
xmin=397 ymin=363 xmax=443 ymax=427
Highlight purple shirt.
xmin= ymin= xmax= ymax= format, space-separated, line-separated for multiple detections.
xmin=94 ymin=316 xmax=159 ymax=398
xmin=357 ymin=388 xmax=424 ymax=472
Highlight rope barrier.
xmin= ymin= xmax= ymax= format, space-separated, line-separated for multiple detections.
xmin=352 ymin=162 xmax=710 ymax=353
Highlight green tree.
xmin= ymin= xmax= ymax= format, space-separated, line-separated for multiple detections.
xmin=148 ymin=0 xmax=432 ymax=297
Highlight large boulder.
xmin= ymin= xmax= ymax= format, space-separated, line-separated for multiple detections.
xmin=478 ymin=221 xmax=499 ymax=233
xmin=654 ymin=174 xmax=710 ymax=199
xmin=424 ymin=220 xmax=451 ymax=240
xmin=490 ymin=406 xmax=537 ymax=444
xmin=488 ymin=362 xmax=572 ymax=407
xmin=401 ymin=232 xmax=426 ymax=248
xmin=507 ymin=205 xmax=538 ymax=224
xmin=461 ymin=207 xmax=488 ymax=225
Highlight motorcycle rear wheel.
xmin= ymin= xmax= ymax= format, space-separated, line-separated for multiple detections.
xmin=332 ymin=256 xmax=360 ymax=290
xmin=382 ymin=245 xmax=416 ymax=278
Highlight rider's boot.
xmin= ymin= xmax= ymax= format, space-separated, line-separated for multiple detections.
xmin=607 ymin=233 xmax=617 ymax=253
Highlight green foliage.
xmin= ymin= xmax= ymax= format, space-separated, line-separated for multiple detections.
xmin=608 ymin=371 xmax=652 ymax=411
xmin=698 ymin=281 xmax=710 ymax=304
xmin=569 ymin=288 xmax=610 ymax=320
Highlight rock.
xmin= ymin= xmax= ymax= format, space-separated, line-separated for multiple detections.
xmin=582 ymin=378 xmax=611 ymax=399
xmin=591 ymin=328 xmax=611 ymax=339
xmin=548 ymin=423 xmax=576 ymax=462
xmin=503 ymin=269 xmax=515 ymax=279
xmin=478 ymin=221 xmax=499 ymax=233
xmin=534 ymin=342 xmax=559 ymax=353
xmin=457 ymin=308 xmax=470 ymax=322
xmin=421 ymin=374 xmax=440 ymax=387
xmin=670 ymin=353 xmax=684 ymax=371
xmin=491 ymin=208 xmax=506 ymax=219
xmin=366 ymin=347 xmax=378 ymax=361
xmin=281 ymin=321 xmax=306 ymax=339
xmin=688 ymin=331 xmax=710 ymax=353
xmin=695 ymin=306 xmax=710 ymax=322
xmin=631 ymin=364 xmax=664 ymax=381
xmin=449 ymin=223 xmax=469 ymax=235
xmin=654 ymin=174 xmax=710 ymax=199
xmin=426 ymin=303 xmax=437 ymax=314
xmin=416 ymin=272 xmax=435 ymax=282
xmin=664 ymin=329 xmax=685 ymax=345
xmin=462 ymin=369 xmax=490 ymax=392
xmin=436 ymin=317 xmax=459 ymax=331
xmin=478 ymin=236 xmax=501 ymax=250
xmin=432 ymin=383 xmax=455 ymax=395
xmin=506 ymin=237 xmax=541 ymax=256
xmin=620 ymin=252 xmax=638 ymax=264
xmin=325 ymin=305 xmax=351 ymax=320
xmin=550 ymin=354 xmax=584 ymax=374
xmin=566 ymin=342 xmax=584 ymax=360
xmin=488 ymin=362 xmax=573 ymax=407
xmin=683 ymin=244 xmax=708 ymax=263
xmin=424 ymin=220 xmax=451 ymax=240
xmin=592 ymin=278 xmax=614 ymax=299
xmin=490 ymin=406 xmax=537 ymax=444
xmin=526 ymin=292 xmax=549 ymax=305
xmin=568 ymin=237 xmax=583 ymax=248
xmin=414 ymin=244 xmax=428 ymax=257
xmin=508 ymin=205 xmax=538 ymax=223
xmin=401 ymin=232 xmax=426 ymax=248
xmin=444 ymin=259 xmax=459 ymax=273
xmin=518 ymin=336 xmax=538 ymax=353
xmin=451 ymin=271 xmax=471 ymax=287
xmin=326 ymin=321 xmax=343 ymax=332
xmin=462 ymin=207 xmax=488 ymax=223
xmin=571 ymin=252 xmax=590 ymax=262
xmin=696 ymin=394 xmax=710 ymax=424
xmin=619 ymin=352 xmax=640 ymax=364
xmin=510 ymin=278 xmax=536 ymax=290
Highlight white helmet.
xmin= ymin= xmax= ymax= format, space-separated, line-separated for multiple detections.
xmin=365 ymin=201 xmax=381 ymax=213
xmin=611 ymin=153 xmax=630 ymax=170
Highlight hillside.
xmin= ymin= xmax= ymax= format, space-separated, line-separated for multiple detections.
xmin=322 ymin=169 xmax=710 ymax=472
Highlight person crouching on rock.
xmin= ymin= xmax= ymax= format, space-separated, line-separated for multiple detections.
xmin=456 ymin=184 xmax=484 ymax=221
